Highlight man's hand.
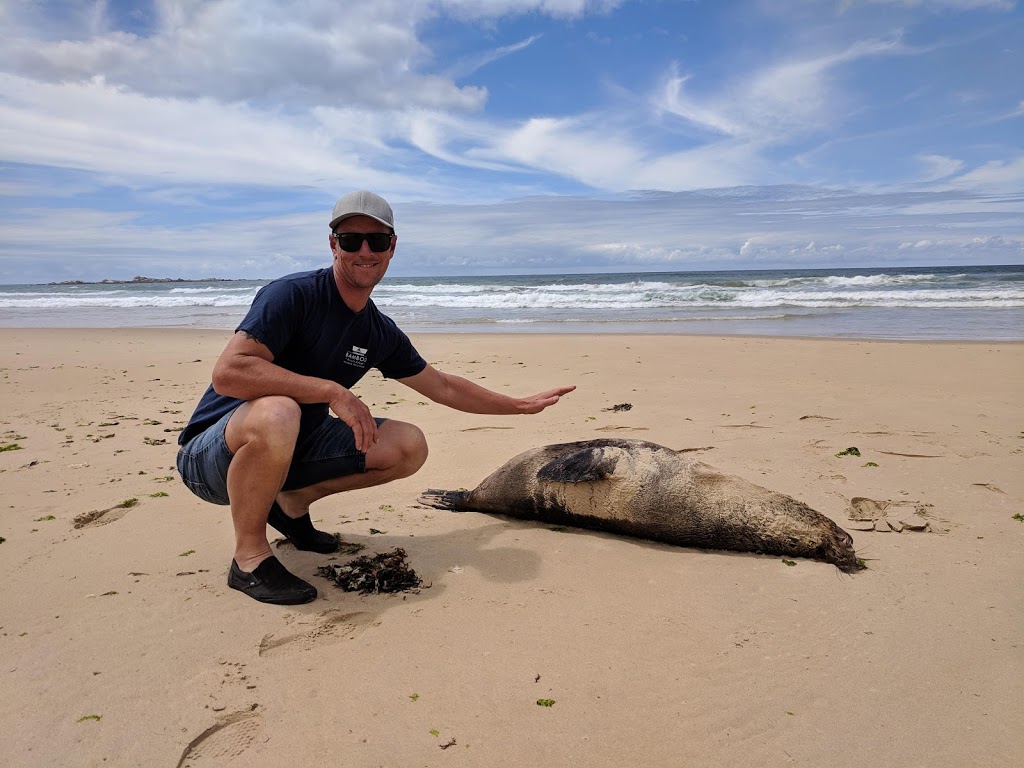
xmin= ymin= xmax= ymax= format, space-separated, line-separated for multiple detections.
xmin=515 ymin=385 xmax=577 ymax=414
xmin=400 ymin=365 xmax=576 ymax=416
xmin=329 ymin=387 xmax=379 ymax=452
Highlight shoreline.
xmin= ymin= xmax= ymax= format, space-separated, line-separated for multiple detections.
xmin=3 ymin=325 xmax=1023 ymax=344
xmin=1 ymin=328 xmax=1021 ymax=766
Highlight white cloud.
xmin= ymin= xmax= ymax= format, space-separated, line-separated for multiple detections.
xmin=486 ymin=116 xmax=645 ymax=187
xmin=657 ymin=66 xmax=743 ymax=137
xmin=917 ymin=154 xmax=965 ymax=181
xmin=0 ymin=74 xmax=433 ymax=194
xmin=2 ymin=2 xmax=475 ymax=110
xmin=841 ymin=0 xmax=1014 ymax=10
xmin=657 ymin=37 xmax=904 ymax=142
xmin=445 ymin=34 xmax=543 ymax=79
xmin=438 ymin=0 xmax=623 ymax=19
xmin=950 ymin=156 xmax=1024 ymax=192
xmin=1 ymin=1 xmax=620 ymax=110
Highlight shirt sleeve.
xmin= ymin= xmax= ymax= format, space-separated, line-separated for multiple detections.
xmin=376 ymin=316 xmax=427 ymax=380
xmin=235 ymin=279 xmax=305 ymax=359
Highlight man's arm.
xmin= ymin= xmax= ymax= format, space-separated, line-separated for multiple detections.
xmin=211 ymin=331 xmax=380 ymax=450
xmin=397 ymin=364 xmax=575 ymax=415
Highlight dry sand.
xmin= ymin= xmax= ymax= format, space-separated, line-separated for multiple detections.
xmin=0 ymin=328 xmax=1021 ymax=767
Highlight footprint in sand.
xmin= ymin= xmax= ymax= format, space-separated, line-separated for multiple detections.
xmin=176 ymin=706 xmax=264 ymax=768
xmin=258 ymin=610 xmax=375 ymax=657
xmin=72 ymin=505 xmax=132 ymax=529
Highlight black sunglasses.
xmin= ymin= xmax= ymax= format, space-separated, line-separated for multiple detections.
xmin=333 ymin=231 xmax=394 ymax=253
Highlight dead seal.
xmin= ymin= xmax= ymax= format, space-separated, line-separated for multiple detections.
xmin=420 ymin=438 xmax=859 ymax=572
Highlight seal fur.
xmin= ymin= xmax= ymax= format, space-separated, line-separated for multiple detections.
xmin=420 ymin=438 xmax=858 ymax=572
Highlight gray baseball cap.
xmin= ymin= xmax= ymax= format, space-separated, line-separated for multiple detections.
xmin=329 ymin=190 xmax=395 ymax=232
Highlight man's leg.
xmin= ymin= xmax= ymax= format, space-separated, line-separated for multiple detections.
xmin=223 ymin=396 xmax=301 ymax=572
xmin=275 ymin=419 xmax=428 ymax=518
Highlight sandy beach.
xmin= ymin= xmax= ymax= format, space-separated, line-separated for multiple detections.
xmin=1 ymin=328 xmax=1021 ymax=767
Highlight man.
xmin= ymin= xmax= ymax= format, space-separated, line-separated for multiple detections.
xmin=177 ymin=190 xmax=575 ymax=605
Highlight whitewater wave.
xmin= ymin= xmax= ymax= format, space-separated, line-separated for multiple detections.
xmin=2 ymin=266 xmax=1021 ymax=339
xmin=0 ymin=293 xmax=258 ymax=309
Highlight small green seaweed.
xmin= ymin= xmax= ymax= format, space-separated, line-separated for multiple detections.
xmin=34 ymin=515 xmax=56 ymax=522
xmin=77 ymin=714 xmax=101 ymax=723
xmin=835 ymin=447 xmax=861 ymax=457
xmin=378 ymin=504 xmax=394 ymax=513
xmin=856 ymin=558 xmax=868 ymax=569
xmin=333 ymin=535 xmax=365 ymax=555
xmin=179 ymin=550 xmax=195 ymax=557
xmin=409 ymin=693 xmax=419 ymax=702
xmin=149 ymin=491 xmax=169 ymax=498
xmin=0 ymin=443 xmax=24 ymax=452
xmin=1013 ymin=513 xmax=1024 ymax=522
xmin=536 ymin=699 xmax=556 ymax=707
xmin=429 ymin=729 xmax=440 ymax=737
xmin=117 ymin=498 xmax=139 ymax=508
xmin=863 ymin=461 xmax=879 ymax=467
xmin=782 ymin=559 xmax=797 ymax=567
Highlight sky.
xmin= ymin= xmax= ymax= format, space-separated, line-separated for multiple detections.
xmin=0 ymin=0 xmax=1022 ymax=283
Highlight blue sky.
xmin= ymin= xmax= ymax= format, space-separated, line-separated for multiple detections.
xmin=0 ymin=0 xmax=1021 ymax=282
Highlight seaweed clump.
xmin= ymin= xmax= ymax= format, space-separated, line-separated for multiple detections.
xmin=317 ymin=548 xmax=422 ymax=594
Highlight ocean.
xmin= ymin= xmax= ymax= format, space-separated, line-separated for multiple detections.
xmin=0 ymin=264 xmax=1021 ymax=341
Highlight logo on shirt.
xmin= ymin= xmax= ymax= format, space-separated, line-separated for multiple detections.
xmin=344 ymin=345 xmax=368 ymax=367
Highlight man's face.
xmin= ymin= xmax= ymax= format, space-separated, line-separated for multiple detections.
xmin=330 ymin=215 xmax=396 ymax=292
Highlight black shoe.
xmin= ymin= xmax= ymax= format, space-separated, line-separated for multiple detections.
xmin=228 ymin=556 xmax=317 ymax=605
xmin=267 ymin=503 xmax=340 ymax=554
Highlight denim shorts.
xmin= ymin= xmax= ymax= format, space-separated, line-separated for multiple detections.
xmin=176 ymin=407 xmax=386 ymax=505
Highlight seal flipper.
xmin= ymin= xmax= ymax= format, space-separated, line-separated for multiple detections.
xmin=418 ymin=489 xmax=473 ymax=511
xmin=537 ymin=446 xmax=619 ymax=483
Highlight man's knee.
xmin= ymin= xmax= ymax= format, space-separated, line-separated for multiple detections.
xmin=371 ymin=421 xmax=428 ymax=478
xmin=401 ymin=423 xmax=429 ymax=477
xmin=226 ymin=396 xmax=301 ymax=452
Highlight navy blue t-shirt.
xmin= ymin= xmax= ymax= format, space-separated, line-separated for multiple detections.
xmin=179 ymin=268 xmax=427 ymax=446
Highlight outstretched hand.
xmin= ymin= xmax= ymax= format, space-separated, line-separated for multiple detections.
xmin=516 ymin=385 xmax=576 ymax=414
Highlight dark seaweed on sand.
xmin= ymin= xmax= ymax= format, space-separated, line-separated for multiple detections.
xmin=317 ymin=548 xmax=422 ymax=594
